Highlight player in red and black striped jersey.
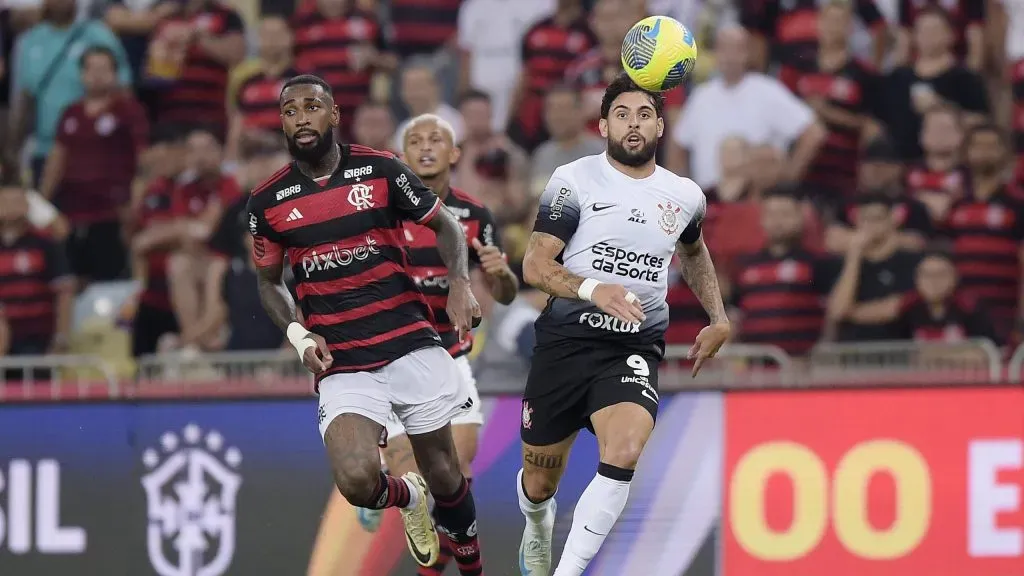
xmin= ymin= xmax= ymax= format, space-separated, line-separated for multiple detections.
xmin=247 ymin=75 xmax=485 ymax=573
xmin=741 ymin=0 xmax=886 ymax=92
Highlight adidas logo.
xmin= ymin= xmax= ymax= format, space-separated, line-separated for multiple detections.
xmin=285 ymin=208 xmax=304 ymax=222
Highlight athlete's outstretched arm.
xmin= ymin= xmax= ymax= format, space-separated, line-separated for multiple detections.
xmin=425 ymin=205 xmax=481 ymax=337
xmin=522 ymin=231 xmax=582 ymax=299
xmin=424 ymin=205 xmax=471 ymax=283
xmin=255 ymin=261 xmax=296 ymax=331
xmin=523 ymin=231 xmax=644 ymax=324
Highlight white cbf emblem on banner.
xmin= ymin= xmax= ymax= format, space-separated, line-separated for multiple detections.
xmin=141 ymin=423 xmax=242 ymax=576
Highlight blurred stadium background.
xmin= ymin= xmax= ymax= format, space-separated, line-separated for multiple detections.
xmin=0 ymin=0 xmax=1023 ymax=574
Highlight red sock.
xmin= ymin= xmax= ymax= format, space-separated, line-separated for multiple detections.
xmin=369 ymin=472 xmax=410 ymax=509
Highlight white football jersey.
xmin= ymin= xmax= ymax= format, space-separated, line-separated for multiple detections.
xmin=533 ymin=153 xmax=706 ymax=352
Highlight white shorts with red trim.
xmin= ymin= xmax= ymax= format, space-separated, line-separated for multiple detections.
xmin=316 ymin=345 xmax=472 ymax=440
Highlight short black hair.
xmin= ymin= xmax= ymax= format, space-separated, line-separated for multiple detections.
xmin=458 ymin=88 xmax=491 ymax=107
xmin=280 ymin=74 xmax=333 ymax=100
xmin=914 ymin=4 xmax=954 ymax=28
xmin=185 ymin=124 xmax=225 ymax=147
xmin=964 ymin=122 xmax=1007 ymax=147
xmin=920 ymin=247 xmax=954 ymax=265
xmin=600 ymin=73 xmax=664 ymax=119
xmin=854 ymin=191 xmax=894 ymax=210
xmin=80 ymin=45 xmax=118 ymax=71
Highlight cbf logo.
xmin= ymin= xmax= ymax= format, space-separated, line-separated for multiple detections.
xmin=141 ymin=423 xmax=242 ymax=576
xmin=348 ymin=183 xmax=375 ymax=211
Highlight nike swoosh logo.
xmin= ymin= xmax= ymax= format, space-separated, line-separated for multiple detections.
xmin=641 ymin=388 xmax=659 ymax=404
xmin=584 ymin=525 xmax=606 ymax=536
xmin=406 ymin=530 xmax=433 ymax=565
xmin=592 ymin=203 xmax=616 ymax=212
xmin=644 ymin=18 xmax=661 ymax=39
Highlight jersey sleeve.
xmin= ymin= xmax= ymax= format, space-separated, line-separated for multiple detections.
xmin=533 ymin=172 xmax=581 ymax=243
xmin=678 ymin=187 xmax=707 ymax=245
xmin=388 ymin=157 xmax=443 ymax=224
xmin=245 ymin=196 xmax=285 ymax=268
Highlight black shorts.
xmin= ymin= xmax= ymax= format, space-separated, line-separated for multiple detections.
xmin=521 ymin=339 xmax=661 ymax=446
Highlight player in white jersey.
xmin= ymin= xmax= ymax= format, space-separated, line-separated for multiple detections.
xmin=515 ymin=74 xmax=732 ymax=576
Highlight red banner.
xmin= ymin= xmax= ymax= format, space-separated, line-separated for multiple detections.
xmin=723 ymin=388 xmax=1024 ymax=576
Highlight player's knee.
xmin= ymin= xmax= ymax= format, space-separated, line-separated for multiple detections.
xmin=600 ymin=437 xmax=645 ymax=470
xmin=522 ymin=467 xmax=558 ymax=502
xmin=333 ymin=465 xmax=379 ymax=507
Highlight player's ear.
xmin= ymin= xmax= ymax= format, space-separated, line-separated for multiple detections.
xmin=598 ymin=118 xmax=609 ymax=138
xmin=330 ymin=104 xmax=340 ymax=127
xmin=657 ymin=116 xmax=664 ymax=138
xmin=449 ymin=144 xmax=461 ymax=165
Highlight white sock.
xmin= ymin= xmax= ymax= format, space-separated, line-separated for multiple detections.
xmin=402 ymin=477 xmax=420 ymax=510
xmin=552 ymin=466 xmax=632 ymax=576
xmin=517 ymin=468 xmax=554 ymax=524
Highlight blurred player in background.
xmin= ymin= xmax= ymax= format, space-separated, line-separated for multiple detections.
xmin=248 ymin=75 xmax=487 ymax=573
xmin=341 ymin=113 xmax=518 ymax=575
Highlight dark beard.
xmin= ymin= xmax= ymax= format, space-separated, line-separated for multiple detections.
xmin=288 ymin=128 xmax=335 ymax=165
xmin=607 ymin=135 xmax=658 ymax=167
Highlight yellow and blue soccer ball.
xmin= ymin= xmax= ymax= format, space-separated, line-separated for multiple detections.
xmin=621 ymin=16 xmax=698 ymax=92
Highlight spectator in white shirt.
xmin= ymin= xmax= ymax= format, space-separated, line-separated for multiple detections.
xmin=393 ymin=61 xmax=465 ymax=152
xmin=667 ymin=25 xmax=826 ymax=189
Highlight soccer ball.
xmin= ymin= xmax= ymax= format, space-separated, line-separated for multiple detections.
xmin=621 ymin=16 xmax=698 ymax=92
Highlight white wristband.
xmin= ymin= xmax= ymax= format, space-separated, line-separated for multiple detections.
xmin=286 ymin=322 xmax=316 ymax=359
xmin=577 ymin=278 xmax=602 ymax=302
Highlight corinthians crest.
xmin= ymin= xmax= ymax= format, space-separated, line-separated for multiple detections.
xmin=141 ymin=423 xmax=242 ymax=576
xmin=657 ymin=202 xmax=682 ymax=235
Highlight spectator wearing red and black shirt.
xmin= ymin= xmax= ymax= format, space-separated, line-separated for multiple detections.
xmin=129 ymin=126 xmax=188 ymax=356
xmin=389 ymin=0 xmax=463 ymax=59
xmin=291 ymin=0 xmax=396 ymax=141
xmin=798 ymin=2 xmax=882 ymax=203
xmin=731 ymin=188 xmax=836 ymax=355
xmin=226 ymin=16 xmax=297 ymax=162
xmin=740 ymin=0 xmax=886 ymax=92
xmin=896 ymin=0 xmax=985 ymax=70
xmin=41 ymin=46 xmax=148 ymax=284
xmin=508 ymin=0 xmax=596 ymax=153
xmin=167 ymin=127 xmax=242 ymax=351
xmin=0 ymin=182 xmax=74 ymax=356
xmin=151 ymin=0 xmax=246 ymax=132
xmin=896 ymin=250 xmax=996 ymax=342
xmin=943 ymin=124 xmax=1024 ymax=343
xmin=566 ymin=0 xmax=683 ymax=136
xmin=907 ymin=106 xmax=967 ymax=223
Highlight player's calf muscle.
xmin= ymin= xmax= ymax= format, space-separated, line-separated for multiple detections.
xmin=407 ymin=426 xmax=463 ymax=495
xmin=324 ymin=415 xmax=385 ymax=506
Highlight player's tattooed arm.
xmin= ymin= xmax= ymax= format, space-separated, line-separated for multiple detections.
xmin=255 ymin=262 xmax=298 ymax=331
xmin=677 ymin=235 xmax=728 ymax=325
xmin=425 ymin=205 xmax=471 ymax=281
xmin=522 ymin=232 xmax=585 ymax=298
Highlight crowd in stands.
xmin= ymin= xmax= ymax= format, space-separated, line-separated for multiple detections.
xmin=0 ymin=0 xmax=1022 ymax=374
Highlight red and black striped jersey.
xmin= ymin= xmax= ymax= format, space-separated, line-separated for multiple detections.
xmin=235 ymin=68 xmax=296 ymax=132
xmin=0 ymin=231 xmax=72 ymax=342
xmin=246 ymin=144 xmax=443 ymax=377
xmin=511 ymin=15 xmax=596 ymax=151
xmin=740 ymin=0 xmax=884 ymax=91
xmin=732 ymin=249 xmax=836 ymax=355
xmin=942 ymin=187 xmax=1024 ymax=341
xmin=795 ymin=58 xmax=880 ymax=198
xmin=896 ymin=292 xmax=996 ymax=343
xmin=896 ymin=0 xmax=985 ymax=61
xmin=906 ymin=163 xmax=966 ymax=221
xmin=389 ymin=0 xmax=462 ymax=57
xmin=291 ymin=8 xmax=389 ymax=139
xmin=157 ymin=4 xmax=245 ymax=130
xmin=1011 ymin=60 xmax=1024 ymax=158
xmin=403 ymin=186 xmax=497 ymax=358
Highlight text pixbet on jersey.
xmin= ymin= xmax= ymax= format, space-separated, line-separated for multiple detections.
xmin=590 ymin=241 xmax=666 ymax=282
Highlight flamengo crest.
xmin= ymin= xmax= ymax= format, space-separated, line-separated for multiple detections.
xmin=657 ymin=202 xmax=682 ymax=235
xmin=141 ymin=423 xmax=243 ymax=576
